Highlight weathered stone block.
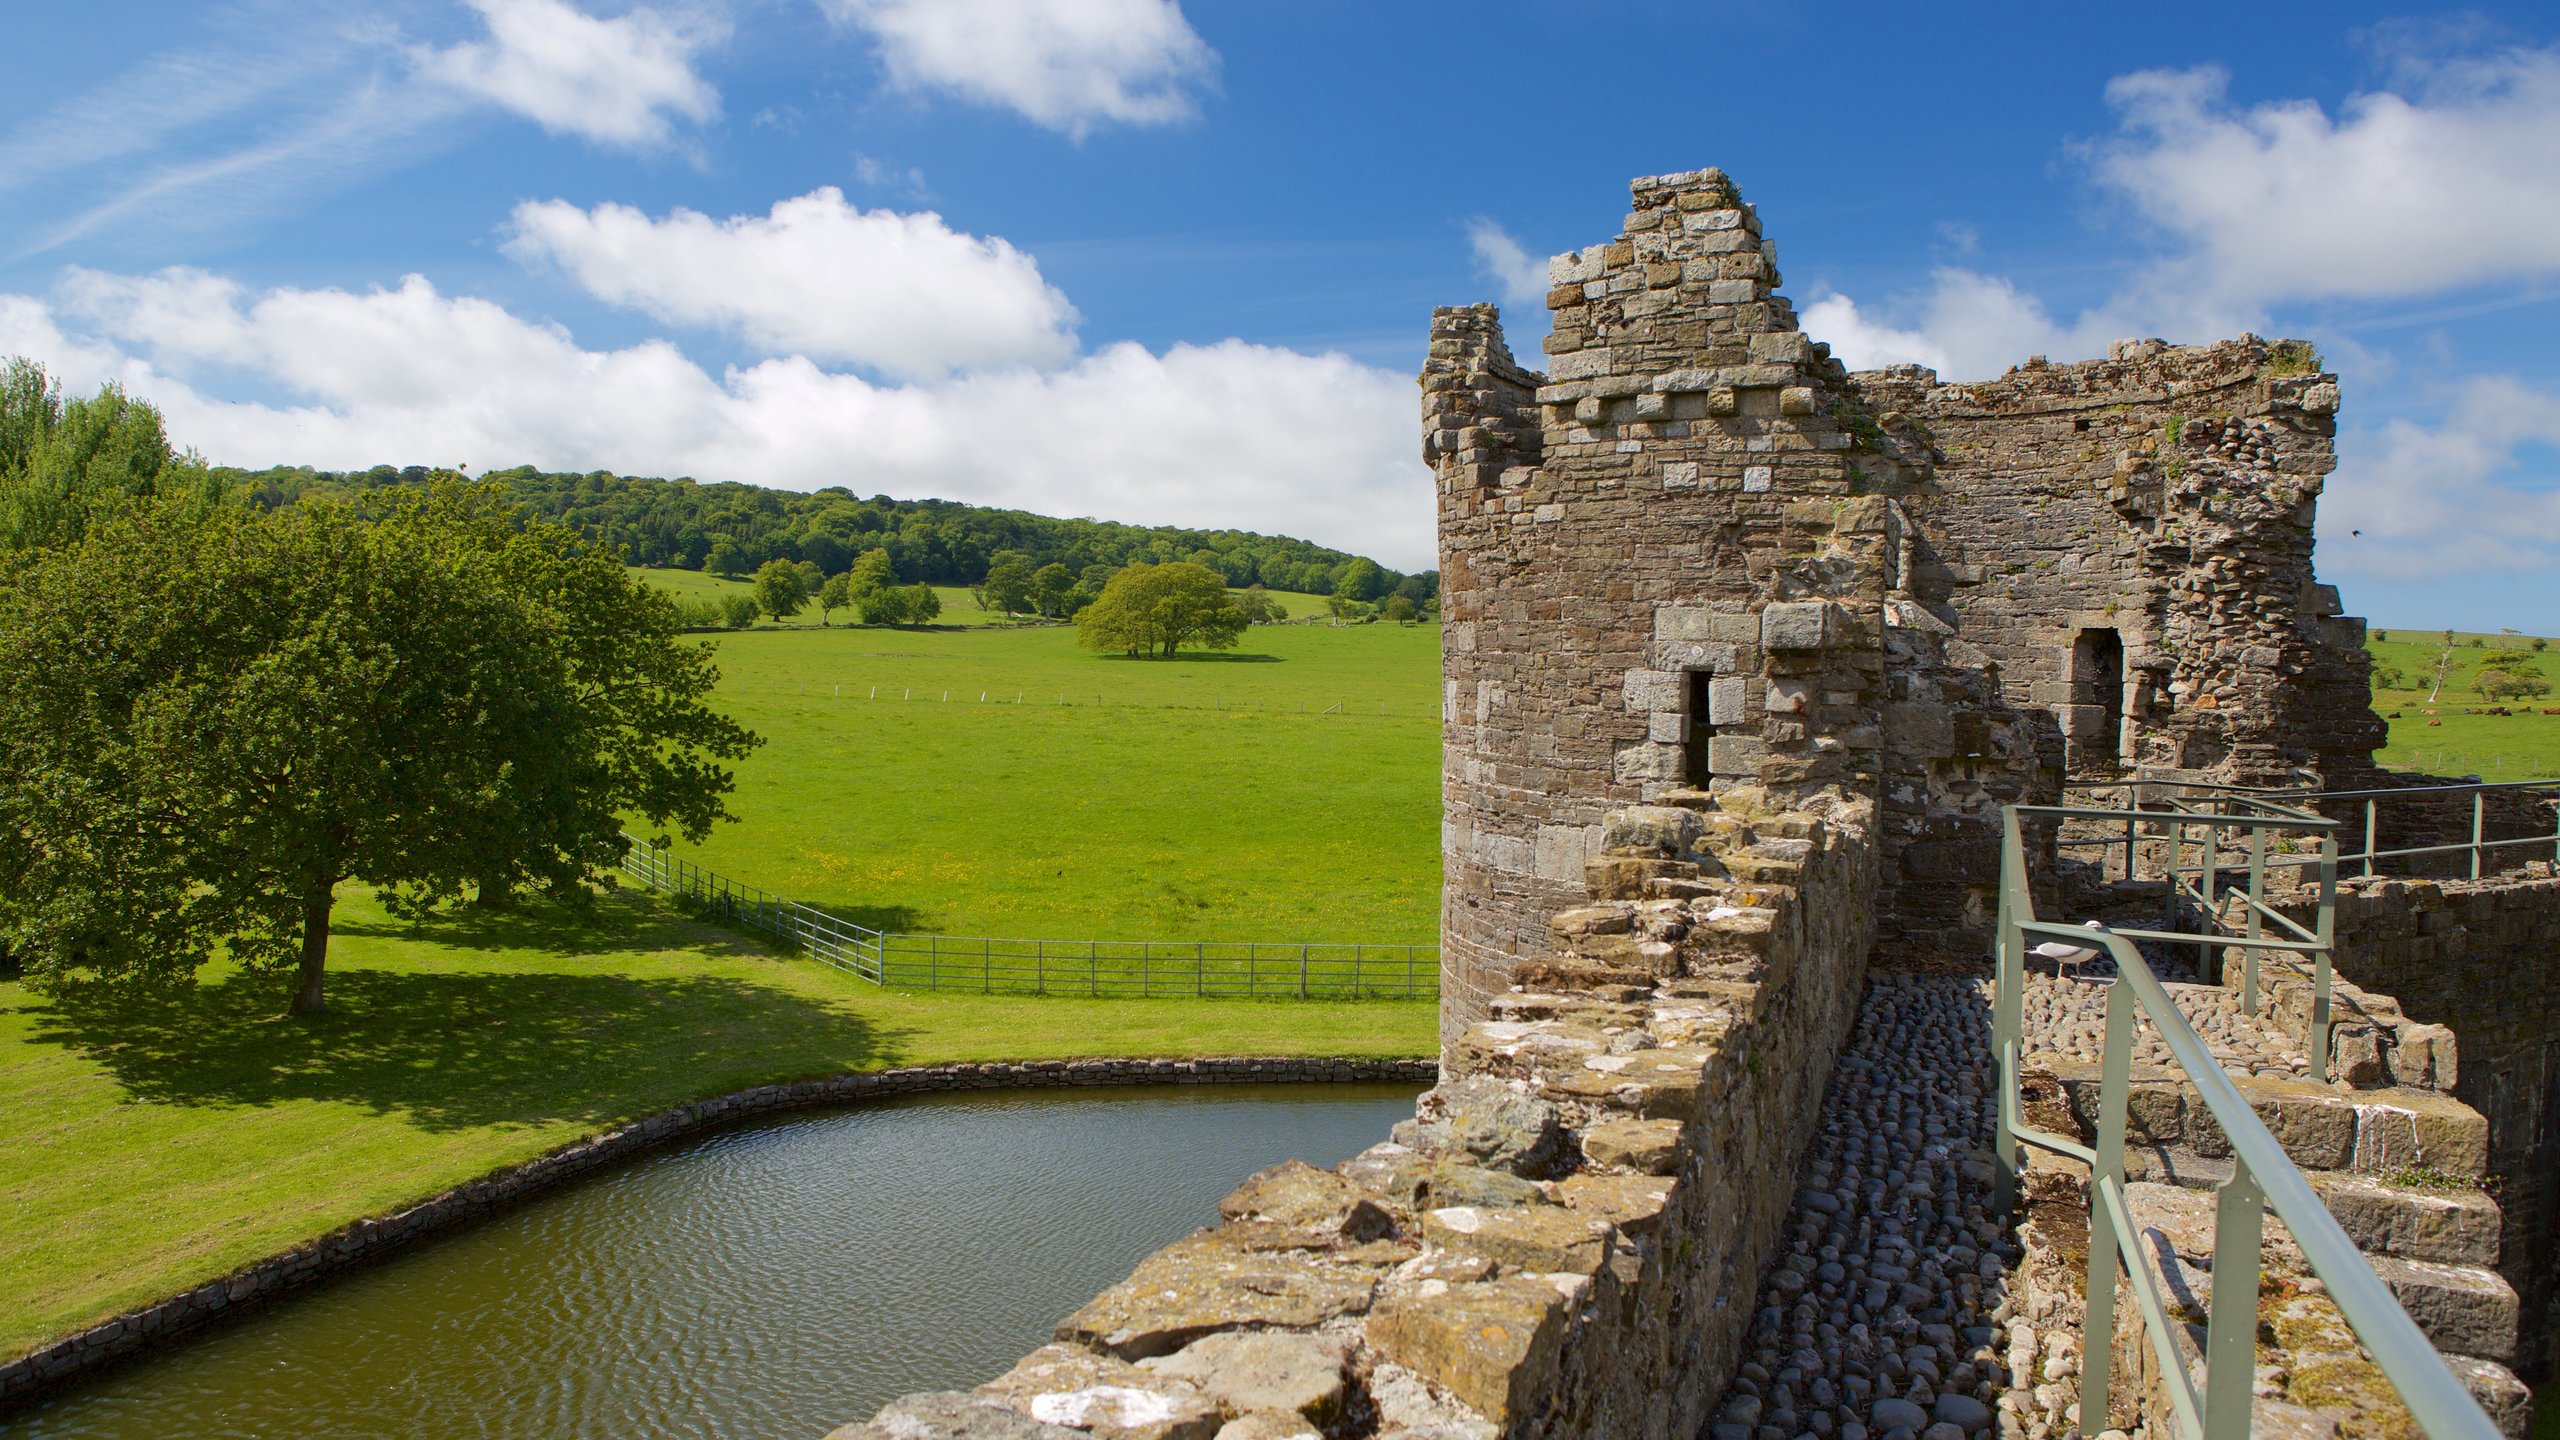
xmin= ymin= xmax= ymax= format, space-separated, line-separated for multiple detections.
xmin=1705 ymin=734 xmax=1767 ymax=777
xmin=1707 ymin=676 xmax=1748 ymax=725
xmin=1365 ymin=1276 xmax=1572 ymax=1425
xmin=1624 ymin=668 xmax=1683 ymax=712
xmin=1760 ymin=602 xmax=1834 ymax=651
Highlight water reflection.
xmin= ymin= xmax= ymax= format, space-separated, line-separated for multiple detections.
xmin=6 ymin=1082 xmax=1420 ymax=1440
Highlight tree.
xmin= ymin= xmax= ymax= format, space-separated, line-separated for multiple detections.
xmin=793 ymin=559 xmax=825 ymax=596
xmin=1336 ymin=557 xmax=1388 ymax=603
xmin=0 ymin=357 xmax=226 ymax=551
xmin=0 ymin=482 xmax=758 ymax=1013
xmin=1385 ymin=595 xmax=1419 ymax=625
xmin=1076 ymin=561 xmax=1247 ymax=659
xmin=705 ymin=537 xmax=747 ymax=578
xmin=2479 ymin=668 xmax=2551 ymax=701
xmin=2537 ymin=638 xmax=2551 ymax=652
xmin=2427 ymin=631 xmax=2458 ymax=702
xmin=753 ymin=558 xmax=811 ymax=621
xmin=817 ymin=571 xmax=855 ymax=626
xmin=722 ymin=593 xmax=762 ymax=629
xmin=859 ymin=581 xmax=941 ymax=625
xmin=980 ymin=550 xmax=1038 ymax=616
xmin=2369 ymin=663 xmax=2405 ymax=691
xmin=1031 ymin=562 xmax=1075 ymax=618
xmin=848 ymin=546 xmax=898 ymax=596
xmin=1235 ymin=584 xmax=1285 ymax=625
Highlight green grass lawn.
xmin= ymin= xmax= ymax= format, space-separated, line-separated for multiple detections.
xmin=0 ymin=886 xmax=1433 ymax=1362
xmin=632 ymin=566 xmax=1340 ymax=629
xmin=652 ymin=616 xmax=1443 ymax=944
xmin=2365 ymin=627 xmax=2560 ymax=782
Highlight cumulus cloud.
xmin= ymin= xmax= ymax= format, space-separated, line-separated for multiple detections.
xmin=2321 ymin=375 xmax=2560 ymax=583
xmin=504 ymin=188 xmax=1077 ymax=379
xmin=1802 ymin=46 xmax=2560 ymax=381
xmin=823 ymin=0 xmax=1215 ymax=136
xmin=417 ymin=0 xmax=723 ymax=149
xmin=2092 ymin=51 xmax=2560 ymax=306
xmin=4 ymin=268 xmax=1432 ymax=569
xmin=1465 ymin=220 xmax=1546 ymax=312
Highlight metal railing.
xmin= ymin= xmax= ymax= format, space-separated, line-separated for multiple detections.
xmin=2063 ymin=775 xmax=2560 ymax=884
xmin=1992 ymin=802 xmax=2500 ymax=1440
xmin=619 ymin=834 xmax=887 ymax=980
xmin=616 ymin=835 xmax=1437 ymax=1000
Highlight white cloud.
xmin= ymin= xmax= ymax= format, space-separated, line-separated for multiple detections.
xmin=5 ymin=268 xmax=1433 ymax=569
xmin=416 ymin=0 xmax=723 ymax=149
xmin=2322 ymin=375 xmax=2560 ymax=583
xmin=823 ymin=0 xmax=1214 ymax=136
xmin=2092 ymin=52 xmax=2560 ymax=306
xmin=504 ymin=189 xmax=1077 ymax=379
xmin=1801 ymin=47 xmax=2560 ymax=381
xmin=1465 ymin=220 xmax=1546 ymax=312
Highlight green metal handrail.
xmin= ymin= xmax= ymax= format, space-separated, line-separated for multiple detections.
xmin=1993 ymin=803 xmax=2500 ymax=1440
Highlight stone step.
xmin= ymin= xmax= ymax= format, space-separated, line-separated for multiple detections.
xmin=2441 ymin=1353 xmax=2535 ymax=1440
xmin=2369 ymin=1254 xmax=2521 ymax=1366
xmin=2106 ymin=1154 xmax=2503 ymax=1268
xmin=2045 ymin=1063 xmax=2487 ymax=1178
xmin=2305 ymin=1173 xmax=2502 ymax=1268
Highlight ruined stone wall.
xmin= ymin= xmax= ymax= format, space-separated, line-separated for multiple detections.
xmin=1850 ymin=343 xmax=2382 ymax=788
xmin=826 ymin=794 xmax=1876 ymax=1440
xmin=2281 ymin=871 xmax=2560 ymax=1376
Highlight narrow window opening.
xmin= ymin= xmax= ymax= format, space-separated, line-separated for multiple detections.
xmin=2069 ymin=628 xmax=2126 ymax=767
xmin=1685 ymin=670 xmax=1720 ymax=787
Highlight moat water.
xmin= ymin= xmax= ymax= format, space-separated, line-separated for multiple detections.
xmin=4 ymin=1081 xmax=1422 ymax=1440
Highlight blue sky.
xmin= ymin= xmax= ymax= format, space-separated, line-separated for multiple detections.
xmin=4 ymin=1 xmax=2558 ymax=627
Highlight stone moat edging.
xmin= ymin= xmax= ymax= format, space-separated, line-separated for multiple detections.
xmin=0 ymin=1055 xmax=1438 ymax=1415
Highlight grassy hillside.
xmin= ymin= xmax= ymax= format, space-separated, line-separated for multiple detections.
xmin=0 ymin=889 xmax=1432 ymax=1362
xmin=2367 ymin=627 xmax=2560 ymax=782
xmin=651 ymin=616 xmax=1442 ymax=944
xmin=632 ymin=567 xmax=1340 ymax=629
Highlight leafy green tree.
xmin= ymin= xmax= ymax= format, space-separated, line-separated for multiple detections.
xmin=817 ymin=571 xmax=855 ymax=626
xmin=1234 ymin=583 xmax=1284 ymax=624
xmin=2480 ymin=669 xmax=2551 ymax=701
xmin=0 ymin=358 xmax=226 ymax=551
xmin=793 ymin=559 xmax=824 ymax=595
xmin=1385 ymin=595 xmax=1419 ymax=625
xmin=753 ymin=558 xmax=811 ymax=620
xmin=0 ymin=482 xmax=757 ymax=1013
xmin=722 ymin=593 xmax=762 ymax=629
xmin=673 ymin=597 xmax=725 ymax=630
xmin=1336 ymin=557 xmax=1388 ymax=603
xmin=904 ymin=582 xmax=942 ymax=624
xmin=980 ymin=550 xmax=1038 ymax=616
xmin=2369 ymin=663 xmax=2405 ymax=691
xmin=849 ymin=546 xmax=898 ymax=595
xmin=2536 ymin=637 xmax=2551 ymax=652
xmin=1031 ymin=562 xmax=1075 ymax=617
xmin=858 ymin=582 xmax=941 ymax=625
xmin=1076 ymin=562 xmax=1247 ymax=659
xmin=705 ymin=537 xmax=747 ymax=577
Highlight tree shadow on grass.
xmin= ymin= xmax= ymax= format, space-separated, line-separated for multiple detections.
xmin=26 ymin=895 xmax=913 ymax=1133
xmin=1090 ymin=652 xmax=1283 ymax=664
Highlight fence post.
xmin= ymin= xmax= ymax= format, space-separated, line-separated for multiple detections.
xmin=2122 ymin=781 xmax=2138 ymax=883
xmin=2364 ymin=798 xmax=2379 ymax=879
xmin=2242 ymin=825 xmax=2265 ymax=1014
xmin=2198 ymin=803 xmax=2222 ymax=979
xmin=2080 ymin=978 xmax=2136 ymax=1432
xmin=1300 ymin=944 xmax=1309 ymax=999
xmin=2313 ymin=829 xmax=2339 ymax=1083
xmin=2202 ymin=1163 xmax=2267 ymax=1440
xmin=2471 ymin=790 xmax=2486 ymax=880
xmin=1196 ymin=941 xmax=1205 ymax=998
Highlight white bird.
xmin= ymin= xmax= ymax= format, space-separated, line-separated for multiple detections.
xmin=2030 ymin=921 xmax=2111 ymax=981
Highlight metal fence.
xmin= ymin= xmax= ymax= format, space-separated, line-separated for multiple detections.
xmin=1992 ymin=800 xmax=2500 ymax=1440
xmin=617 ymin=835 xmax=1437 ymax=1000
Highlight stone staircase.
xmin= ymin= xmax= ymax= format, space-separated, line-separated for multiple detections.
xmin=2014 ymin=924 xmax=2535 ymax=1438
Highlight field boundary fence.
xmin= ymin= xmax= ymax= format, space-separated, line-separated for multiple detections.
xmin=617 ymin=835 xmax=1437 ymax=1000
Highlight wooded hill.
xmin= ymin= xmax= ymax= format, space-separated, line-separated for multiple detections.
xmin=217 ymin=463 xmax=1435 ymax=599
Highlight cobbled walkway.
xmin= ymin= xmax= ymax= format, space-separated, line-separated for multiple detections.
xmin=1707 ymin=974 xmax=2021 ymax=1440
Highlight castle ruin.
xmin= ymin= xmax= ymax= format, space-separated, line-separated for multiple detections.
xmin=1429 ymin=167 xmax=2390 ymax=1027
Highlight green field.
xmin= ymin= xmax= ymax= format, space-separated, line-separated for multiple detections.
xmin=634 ymin=567 xmax=1339 ymax=629
xmin=2367 ymin=628 xmax=2560 ymax=782
xmin=0 ymin=887 xmax=1432 ymax=1361
xmin=640 ymin=611 xmax=1443 ymax=945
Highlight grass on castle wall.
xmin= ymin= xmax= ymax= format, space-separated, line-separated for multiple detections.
xmin=0 ymin=886 xmax=1434 ymax=1362
xmin=642 ymin=613 xmax=1445 ymax=944
xmin=2365 ymin=628 xmax=2560 ymax=784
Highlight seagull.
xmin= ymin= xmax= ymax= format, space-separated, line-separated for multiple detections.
xmin=2031 ymin=921 xmax=2111 ymax=981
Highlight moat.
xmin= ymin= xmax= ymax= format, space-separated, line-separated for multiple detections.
xmin=2 ymin=1081 xmax=1422 ymax=1440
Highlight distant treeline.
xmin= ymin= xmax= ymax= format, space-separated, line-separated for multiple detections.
xmin=217 ymin=463 xmax=1437 ymax=600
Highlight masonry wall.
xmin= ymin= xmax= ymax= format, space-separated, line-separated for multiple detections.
xmin=1850 ymin=344 xmax=2381 ymax=788
xmin=827 ymin=794 xmax=1877 ymax=1440
xmin=2311 ymin=871 xmax=2560 ymax=1376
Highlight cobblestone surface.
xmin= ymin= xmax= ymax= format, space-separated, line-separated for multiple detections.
xmin=1708 ymin=976 xmax=2021 ymax=1440
xmin=2019 ymin=969 xmax=2310 ymax=1078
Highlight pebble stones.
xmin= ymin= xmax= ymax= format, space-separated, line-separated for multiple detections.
xmin=1706 ymin=977 xmax=2026 ymax=1440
